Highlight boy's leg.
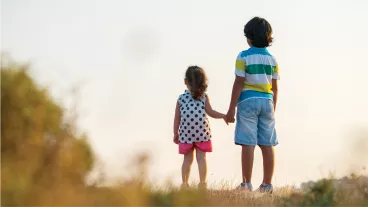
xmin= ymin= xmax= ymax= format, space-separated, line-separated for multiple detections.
xmin=182 ymin=148 xmax=194 ymax=185
xmin=235 ymin=99 xmax=259 ymax=187
xmin=195 ymin=149 xmax=207 ymax=184
xmin=259 ymin=145 xmax=275 ymax=184
xmin=257 ymin=99 xmax=278 ymax=186
xmin=242 ymin=145 xmax=256 ymax=183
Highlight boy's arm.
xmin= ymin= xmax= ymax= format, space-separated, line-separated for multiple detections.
xmin=226 ymin=75 xmax=245 ymax=123
xmin=272 ymin=79 xmax=278 ymax=111
xmin=205 ymin=95 xmax=226 ymax=119
xmin=173 ymin=101 xmax=181 ymax=144
xmin=272 ymin=62 xmax=280 ymax=111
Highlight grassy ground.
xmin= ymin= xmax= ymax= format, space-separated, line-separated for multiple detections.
xmin=1 ymin=55 xmax=368 ymax=206
xmin=5 ymin=177 xmax=365 ymax=206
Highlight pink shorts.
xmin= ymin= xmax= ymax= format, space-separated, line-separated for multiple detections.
xmin=179 ymin=141 xmax=212 ymax=154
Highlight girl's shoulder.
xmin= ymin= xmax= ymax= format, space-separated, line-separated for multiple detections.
xmin=200 ymin=93 xmax=207 ymax=99
xmin=201 ymin=93 xmax=208 ymax=102
xmin=178 ymin=90 xmax=207 ymax=105
xmin=178 ymin=90 xmax=192 ymax=105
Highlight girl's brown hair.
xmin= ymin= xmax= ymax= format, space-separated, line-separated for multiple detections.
xmin=185 ymin=66 xmax=208 ymax=100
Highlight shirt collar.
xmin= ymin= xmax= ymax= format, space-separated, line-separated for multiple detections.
xmin=249 ymin=46 xmax=268 ymax=52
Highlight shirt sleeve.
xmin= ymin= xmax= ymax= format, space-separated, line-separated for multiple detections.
xmin=235 ymin=52 xmax=246 ymax=77
xmin=202 ymin=93 xmax=208 ymax=104
xmin=178 ymin=94 xmax=183 ymax=105
xmin=272 ymin=62 xmax=280 ymax=80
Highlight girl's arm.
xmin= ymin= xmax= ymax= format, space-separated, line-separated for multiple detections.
xmin=205 ymin=95 xmax=226 ymax=119
xmin=173 ymin=101 xmax=181 ymax=144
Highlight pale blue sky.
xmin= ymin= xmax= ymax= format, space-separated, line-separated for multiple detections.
xmin=2 ymin=0 xmax=368 ymax=187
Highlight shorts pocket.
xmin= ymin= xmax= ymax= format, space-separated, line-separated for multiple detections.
xmin=238 ymin=99 xmax=257 ymax=116
xmin=264 ymin=99 xmax=274 ymax=113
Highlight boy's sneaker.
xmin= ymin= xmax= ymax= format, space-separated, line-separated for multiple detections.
xmin=236 ymin=182 xmax=253 ymax=191
xmin=258 ymin=184 xmax=273 ymax=194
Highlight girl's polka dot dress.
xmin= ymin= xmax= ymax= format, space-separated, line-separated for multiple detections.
xmin=178 ymin=90 xmax=211 ymax=144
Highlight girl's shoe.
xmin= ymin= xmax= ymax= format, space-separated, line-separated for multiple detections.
xmin=236 ymin=182 xmax=253 ymax=191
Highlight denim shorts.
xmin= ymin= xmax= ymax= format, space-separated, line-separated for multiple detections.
xmin=235 ymin=98 xmax=278 ymax=146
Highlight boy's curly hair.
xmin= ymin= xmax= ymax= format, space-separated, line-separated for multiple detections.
xmin=185 ymin=66 xmax=208 ymax=100
xmin=244 ymin=17 xmax=273 ymax=48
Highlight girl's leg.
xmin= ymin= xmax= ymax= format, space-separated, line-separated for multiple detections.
xmin=195 ymin=149 xmax=207 ymax=184
xmin=182 ymin=148 xmax=194 ymax=185
xmin=259 ymin=145 xmax=275 ymax=184
xmin=242 ymin=145 xmax=256 ymax=183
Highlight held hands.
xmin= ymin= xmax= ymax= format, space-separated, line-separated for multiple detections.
xmin=222 ymin=114 xmax=228 ymax=125
xmin=219 ymin=108 xmax=235 ymax=125
xmin=225 ymin=108 xmax=236 ymax=124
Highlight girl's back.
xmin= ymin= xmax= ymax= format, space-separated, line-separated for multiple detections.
xmin=178 ymin=90 xmax=211 ymax=144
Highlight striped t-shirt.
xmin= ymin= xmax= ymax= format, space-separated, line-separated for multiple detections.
xmin=235 ymin=47 xmax=280 ymax=103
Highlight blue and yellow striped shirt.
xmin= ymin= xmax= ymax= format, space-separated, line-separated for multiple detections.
xmin=235 ymin=47 xmax=280 ymax=103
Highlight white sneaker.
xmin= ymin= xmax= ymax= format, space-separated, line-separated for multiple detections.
xmin=236 ymin=182 xmax=253 ymax=191
xmin=258 ymin=184 xmax=273 ymax=194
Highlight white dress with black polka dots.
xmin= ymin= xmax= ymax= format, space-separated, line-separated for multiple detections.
xmin=178 ymin=90 xmax=211 ymax=144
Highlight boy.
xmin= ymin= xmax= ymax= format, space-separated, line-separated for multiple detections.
xmin=225 ymin=17 xmax=279 ymax=193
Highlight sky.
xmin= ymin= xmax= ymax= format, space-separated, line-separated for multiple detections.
xmin=2 ymin=0 xmax=368 ymax=187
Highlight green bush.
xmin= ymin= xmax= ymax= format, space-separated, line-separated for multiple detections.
xmin=1 ymin=55 xmax=94 ymax=205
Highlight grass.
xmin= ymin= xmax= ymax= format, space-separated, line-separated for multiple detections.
xmin=1 ymin=55 xmax=368 ymax=206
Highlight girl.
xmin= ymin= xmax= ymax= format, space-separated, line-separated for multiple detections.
xmin=173 ymin=66 xmax=226 ymax=188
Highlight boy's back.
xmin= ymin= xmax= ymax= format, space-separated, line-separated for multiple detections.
xmin=235 ymin=47 xmax=279 ymax=103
